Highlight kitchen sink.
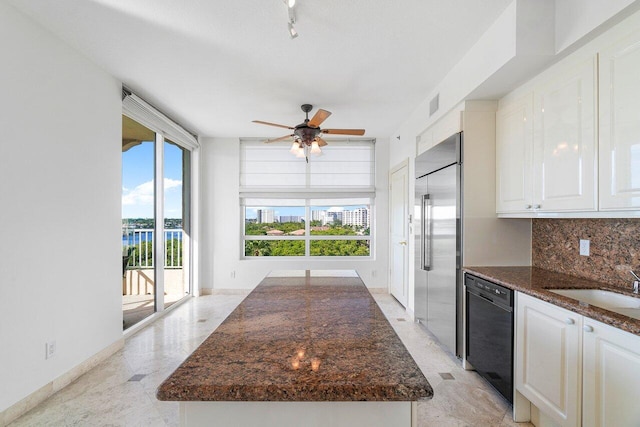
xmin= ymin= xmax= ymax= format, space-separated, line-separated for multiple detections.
xmin=549 ymin=289 xmax=640 ymax=320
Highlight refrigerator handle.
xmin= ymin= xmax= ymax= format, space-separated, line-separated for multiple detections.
xmin=422 ymin=194 xmax=432 ymax=271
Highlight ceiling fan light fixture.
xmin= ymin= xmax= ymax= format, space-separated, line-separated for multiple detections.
xmin=310 ymin=140 xmax=322 ymax=155
xmin=253 ymin=104 xmax=365 ymax=161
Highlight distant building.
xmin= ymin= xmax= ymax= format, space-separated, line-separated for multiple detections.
xmin=257 ymin=209 xmax=275 ymax=224
xmin=312 ymin=210 xmax=326 ymax=223
xmin=343 ymin=208 xmax=370 ymax=228
xmin=279 ymin=215 xmax=302 ymax=223
xmin=325 ymin=211 xmax=343 ymax=225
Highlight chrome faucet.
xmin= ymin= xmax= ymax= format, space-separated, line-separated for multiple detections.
xmin=630 ymin=270 xmax=640 ymax=294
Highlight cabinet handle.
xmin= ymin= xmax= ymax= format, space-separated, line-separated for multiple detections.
xmin=583 ymin=325 xmax=594 ymax=333
xmin=533 ymin=204 xmax=541 ymax=209
xmin=565 ymin=318 xmax=575 ymax=325
xmin=525 ymin=205 xmax=532 ymax=209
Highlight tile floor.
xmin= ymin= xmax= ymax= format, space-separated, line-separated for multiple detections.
xmin=9 ymin=292 xmax=533 ymax=427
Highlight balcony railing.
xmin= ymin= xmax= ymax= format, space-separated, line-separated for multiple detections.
xmin=122 ymin=228 xmax=184 ymax=269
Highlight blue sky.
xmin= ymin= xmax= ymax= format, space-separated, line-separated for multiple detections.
xmin=122 ymin=141 xmax=184 ymax=218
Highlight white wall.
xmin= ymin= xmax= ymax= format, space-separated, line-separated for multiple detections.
xmin=555 ymin=0 xmax=638 ymax=53
xmin=200 ymin=137 xmax=390 ymax=290
xmin=0 ymin=2 xmax=122 ymax=414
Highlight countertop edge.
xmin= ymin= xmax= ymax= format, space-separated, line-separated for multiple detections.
xmin=463 ymin=266 xmax=640 ymax=336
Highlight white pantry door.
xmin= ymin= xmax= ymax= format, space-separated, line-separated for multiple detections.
xmin=390 ymin=162 xmax=409 ymax=307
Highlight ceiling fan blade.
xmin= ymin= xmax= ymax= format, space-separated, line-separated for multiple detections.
xmin=308 ymin=109 xmax=332 ymax=128
xmin=322 ymin=128 xmax=365 ymax=136
xmin=264 ymin=134 xmax=294 ymax=143
xmin=252 ymin=120 xmax=294 ymax=130
xmin=316 ymin=137 xmax=328 ymax=147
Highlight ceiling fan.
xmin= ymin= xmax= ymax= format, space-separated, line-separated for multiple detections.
xmin=252 ymin=104 xmax=365 ymax=161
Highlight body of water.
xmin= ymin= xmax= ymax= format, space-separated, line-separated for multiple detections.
xmin=122 ymin=230 xmax=183 ymax=246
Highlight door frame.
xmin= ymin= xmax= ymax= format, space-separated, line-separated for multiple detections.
xmin=389 ymin=158 xmax=409 ymax=307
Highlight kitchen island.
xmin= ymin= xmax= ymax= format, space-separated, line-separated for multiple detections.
xmin=157 ymin=270 xmax=432 ymax=427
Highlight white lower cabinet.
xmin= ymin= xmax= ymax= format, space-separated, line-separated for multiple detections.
xmin=516 ymin=293 xmax=582 ymax=427
xmin=516 ymin=292 xmax=640 ymax=427
xmin=582 ymin=318 xmax=640 ymax=427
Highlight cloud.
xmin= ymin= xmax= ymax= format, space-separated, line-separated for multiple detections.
xmin=164 ymin=178 xmax=181 ymax=191
xmin=122 ymin=178 xmax=182 ymax=206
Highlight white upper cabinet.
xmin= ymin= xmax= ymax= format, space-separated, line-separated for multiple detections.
xmin=533 ymin=57 xmax=598 ymax=212
xmin=599 ymin=31 xmax=640 ymax=210
xmin=497 ymin=58 xmax=598 ymax=215
xmin=496 ymin=94 xmax=534 ymax=213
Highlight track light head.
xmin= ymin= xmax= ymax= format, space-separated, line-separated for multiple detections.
xmin=288 ymin=21 xmax=298 ymax=39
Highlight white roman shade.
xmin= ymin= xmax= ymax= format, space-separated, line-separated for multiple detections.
xmin=239 ymin=139 xmax=375 ymax=198
xmin=122 ymin=89 xmax=199 ymax=150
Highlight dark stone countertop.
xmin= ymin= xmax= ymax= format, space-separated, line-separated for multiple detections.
xmin=157 ymin=271 xmax=432 ymax=402
xmin=464 ymin=266 xmax=640 ymax=336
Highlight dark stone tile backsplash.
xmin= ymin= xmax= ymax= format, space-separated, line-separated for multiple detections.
xmin=532 ymin=218 xmax=640 ymax=290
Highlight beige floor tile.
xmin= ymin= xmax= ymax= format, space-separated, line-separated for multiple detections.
xmin=9 ymin=292 xmax=532 ymax=427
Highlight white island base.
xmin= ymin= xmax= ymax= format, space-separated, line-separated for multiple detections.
xmin=180 ymin=401 xmax=417 ymax=427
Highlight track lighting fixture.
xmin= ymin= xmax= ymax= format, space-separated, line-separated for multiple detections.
xmin=288 ymin=21 xmax=298 ymax=39
xmin=285 ymin=0 xmax=298 ymax=39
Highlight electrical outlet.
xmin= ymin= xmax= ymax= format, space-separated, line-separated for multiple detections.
xmin=580 ymin=239 xmax=590 ymax=256
xmin=231 ymin=271 xmax=236 ymax=279
xmin=45 ymin=341 xmax=56 ymax=359
xmin=371 ymin=270 xmax=377 ymax=277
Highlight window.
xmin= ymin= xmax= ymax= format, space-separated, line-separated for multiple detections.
xmin=240 ymin=139 xmax=375 ymax=258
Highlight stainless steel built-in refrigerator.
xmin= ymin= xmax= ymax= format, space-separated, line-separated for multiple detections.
xmin=414 ymin=132 xmax=462 ymax=358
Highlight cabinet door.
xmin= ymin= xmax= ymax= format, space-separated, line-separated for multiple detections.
xmin=583 ymin=318 xmax=640 ymax=427
xmin=599 ymin=31 xmax=640 ymax=210
xmin=533 ymin=57 xmax=597 ymax=211
xmin=515 ymin=293 xmax=582 ymax=427
xmin=496 ymin=94 xmax=534 ymax=213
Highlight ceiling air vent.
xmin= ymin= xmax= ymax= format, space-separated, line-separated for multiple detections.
xmin=429 ymin=94 xmax=439 ymax=117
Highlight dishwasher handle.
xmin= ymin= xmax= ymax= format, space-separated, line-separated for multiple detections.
xmin=466 ymin=285 xmax=513 ymax=312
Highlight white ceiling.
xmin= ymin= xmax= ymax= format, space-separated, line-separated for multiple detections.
xmin=8 ymin=0 xmax=513 ymax=138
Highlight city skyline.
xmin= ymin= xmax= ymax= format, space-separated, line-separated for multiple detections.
xmin=245 ymin=205 xmax=368 ymax=220
xmin=249 ymin=206 xmax=370 ymax=228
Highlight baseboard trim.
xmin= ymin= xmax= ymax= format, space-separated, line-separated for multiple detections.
xmin=1 ymin=338 xmax=124 ymax=426
xmin=210 ymin=289 xmax=251 ymax=295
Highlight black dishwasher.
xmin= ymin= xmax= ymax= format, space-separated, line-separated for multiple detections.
xmin=465 ymin=274 xmax=514 ymax=404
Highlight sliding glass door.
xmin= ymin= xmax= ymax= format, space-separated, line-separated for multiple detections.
xmin=163 ymin=139 xmax=190 ymax=309
xmin=121 ymin=117 xmax=192 ymax=330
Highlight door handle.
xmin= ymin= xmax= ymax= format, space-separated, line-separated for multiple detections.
xmin=422 ymin=194 xmax=432 ymax=271
xmin=399 ymin=241 xmax=407 ymax=245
